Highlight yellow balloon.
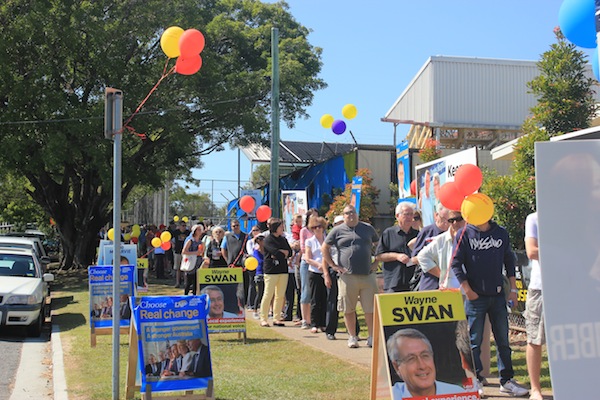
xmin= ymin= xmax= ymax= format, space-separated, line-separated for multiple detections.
xmin=107 ymin=228 xmax=115 ymax=241
xmin=151 ymin=237 xmax=162 ymax=248
xmin=244 ymin=256 xmax=258 ymax=271
xmin=173 ymin=215 xmax=180 ymax=222
xmin=342 ymin=104 xmax=358 ymax=119
xmin=320 ymin=114 xmax=334 ymax=129
xmin=461 ymin=193 xmax=494 ymax=226
xmin=160 ymin=231 xmax=172 ymax=242
xmin=124 ymin=233 xmax=131 ymax=241
xmin=132 ymin=224 xmax=140 ymax=232
xmin=182 ymin=217 xmax=189 ymax=223
xmin=160 ymin=26 xmax=184 ymax=58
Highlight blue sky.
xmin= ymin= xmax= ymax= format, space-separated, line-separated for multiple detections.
xmin=186 ymin=0 xmax=582 ymax=209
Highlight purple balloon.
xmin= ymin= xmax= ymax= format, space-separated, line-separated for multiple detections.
xmin=331 ymin=120 xmax=346 ymax=135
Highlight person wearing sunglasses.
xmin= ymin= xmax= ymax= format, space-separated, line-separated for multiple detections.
xmin=416 ymin=211 xmax=466 ymax=291
xmin=408 ymin=203 xmax=451 ymax=291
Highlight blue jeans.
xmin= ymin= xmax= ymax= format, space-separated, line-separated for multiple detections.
xmin=299 ymin=261 xmax=311 ymax=304
xmin=465 ymin=294 xmax=513 ymax=385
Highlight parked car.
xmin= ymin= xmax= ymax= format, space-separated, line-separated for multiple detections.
xmin=0 ymin=236 xmax=51 ymax=268
xmin=0 ymin=248 xmax=54 ymax=336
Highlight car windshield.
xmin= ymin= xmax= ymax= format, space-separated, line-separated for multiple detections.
xmin=0 ymin=256 xmax=37 ymax=278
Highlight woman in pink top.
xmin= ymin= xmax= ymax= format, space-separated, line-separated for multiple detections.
xmin=297 ymin=208 xmax=319 ymax=329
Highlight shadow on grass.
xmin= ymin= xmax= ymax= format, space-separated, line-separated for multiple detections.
xmin=53 ymin=312 xmax=87 ymax=332
xmin=52 ymin=295 xmax=75 ymax=311
xmin=217 ymin=336 xmax=286 ymax=345
xmin=51 ymin=268 xmax=89 ymax=292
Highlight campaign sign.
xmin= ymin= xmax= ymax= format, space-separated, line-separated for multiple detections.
xmin=136 ymin=258 xmax=149 ymax=292
xmin=351 ymin=176 xmax=363 ymax=217
xmin=88 ymin=265 xmax=135 ymax=329
xmin=132 ymin=295 xmax=212 ymax=393
xmin=198 ymin=268 xmax=245 ymax=333
xmin=415 ymin=147 xmax=477 ymax=226
xmin=370 ymin=290 xmax=479 ymax=400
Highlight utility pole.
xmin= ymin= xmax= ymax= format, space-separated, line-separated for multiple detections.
xmin=269 ymin=27 xmax=280 ymax=218
xmin=104 ymin=87 xmax=122 ymax=400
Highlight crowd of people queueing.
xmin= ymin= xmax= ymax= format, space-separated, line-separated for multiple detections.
xmin=110 ymin=200 xmax=543 ymax=399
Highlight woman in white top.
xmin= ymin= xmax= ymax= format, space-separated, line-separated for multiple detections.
xmin=304 ymin=216 xmax=331 ymax=333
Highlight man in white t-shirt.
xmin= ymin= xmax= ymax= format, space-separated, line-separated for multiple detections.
xmin=524 ymin=212 xmax=544 ymax=400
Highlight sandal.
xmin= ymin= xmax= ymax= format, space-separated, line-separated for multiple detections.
xmin=260 ymin=322 xmax=270 ymax=327
xmin=273 ymin=321 xmax=285 ymax=327
xmin=310 ymin=327 xmax=318 ymax=333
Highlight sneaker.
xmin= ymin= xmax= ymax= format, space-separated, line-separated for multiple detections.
xmin=499 ymin=379 xmax=529 ymax=397
xmin=366 ymin=336 xmax=373 ymax=348
xmin=300 ymin=321 xmax=309 ymax=330
xmin=347 ymin=336 xmax=359 ymax=348
xmin=475 ymin=379 xmax=485 ymax=398
xmin=480 ymin=376 xmax=489 ymax=386
xmin=252 ymin=312 xmax=260 ymax=320
xmin=326 ymin=333 xmax=336 ymax=340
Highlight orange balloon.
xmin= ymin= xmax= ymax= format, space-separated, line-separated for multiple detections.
xmin=256 ymin=205 xmax=272 ymax=222
xmin=175 ymin=54 xmax=202 ymax=75
xmin=438 ymin=182 xmax=465 ymax=211
xmin=178 ymin=29 xmax=206 ymax=57
xmin=454 ymin=164 xmax=483 ymax=196
xmin=161 ymin=241 xmax=172 ymax=251
xmin=239 ymin=195 xmax=256 ymax=213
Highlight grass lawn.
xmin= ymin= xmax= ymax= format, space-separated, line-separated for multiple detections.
xmin=50 ymin=268 xmax=370 ymax=400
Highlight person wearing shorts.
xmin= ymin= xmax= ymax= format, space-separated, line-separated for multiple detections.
xmin=322 ymin=204 xmax=379 ymax=349
xmin=524 ymin=212 xmax=544 ymax=400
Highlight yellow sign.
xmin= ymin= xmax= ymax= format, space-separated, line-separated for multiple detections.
xmin=198 ymin=267 xmax=242 ymax=284
xmin=136 ymin=258 xmax=148 ymax=269
xmin=377 ymin=290 xmax=465 ymax=326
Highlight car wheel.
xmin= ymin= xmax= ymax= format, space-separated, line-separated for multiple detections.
xmin=27 ymin=306 xmax=44 ymax=337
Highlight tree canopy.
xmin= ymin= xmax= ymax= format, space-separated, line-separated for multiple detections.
xmin=0 ymin=0 xmax=325 ymax=267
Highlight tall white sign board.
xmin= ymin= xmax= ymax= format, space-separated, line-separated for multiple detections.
xmin=535 ymin=140 xmax=600 ymax=399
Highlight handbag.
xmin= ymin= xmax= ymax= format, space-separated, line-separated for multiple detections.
xmin=180 ymin=254 xmax=197 ymax=272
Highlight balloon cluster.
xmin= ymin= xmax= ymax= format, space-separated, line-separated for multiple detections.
xmin=320 ymin=104 xmax=358 ymax=135
xmin=160 ymin=26 xmax=206 ymax=75
xmin=238 ymin=195 xmax=272 ymax=222
xmin=107 ymin=224 xmax=141 ymax=242
xmin=151 ymin=230 xmax=172 ymax=251
xmin=438 ymin=164 xmax=494 ymax=225
xmin=173 ymin=215 xmax=189 ymax=223
xmin=558 ymin=0 xmax=599 ymax=79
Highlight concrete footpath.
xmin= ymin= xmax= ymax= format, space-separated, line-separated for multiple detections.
xmin=246 ymin=314 xmax=553 ymax=400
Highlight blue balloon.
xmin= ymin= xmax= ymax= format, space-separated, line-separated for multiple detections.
xmin=592 ymin=48 xmax=599 ymax=81
xmin=559 ymin=0 xmax=596 ymax=48
xmin=331 ymin=120 xmax=346 ymax=135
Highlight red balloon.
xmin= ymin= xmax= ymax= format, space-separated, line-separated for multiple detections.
xmin=410 ymin=179 xmax=417 ymax=196
xmin=178 ymin=29 xmax=205 ymax=57
xmin=239 ymin=195 xmax=256 ymax=213
xmin=438 ymin=182 xmax=465 ymax=211
xmin=161 ymin=241 xmax=172 ymax=251
xmin=454 ymin=164 xmax=483 ymax=196
xmin=175 ymin=54 xmax=202 ymax=75
xmin=131 ymin=237 xmax=139 ymax=244
xmin=256 ymin=205 xmax=272 ymax=222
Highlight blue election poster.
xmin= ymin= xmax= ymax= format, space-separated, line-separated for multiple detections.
xmin=88 ymin=265 xmax=135 ymax=329
xmin=132 ymin=295 xmax=212 ymax=393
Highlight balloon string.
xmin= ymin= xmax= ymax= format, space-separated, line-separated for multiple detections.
xmin=121 ymin=59 xmax=176 ymax=139
xmin=441 ymin=227 xmax=467 ymax=290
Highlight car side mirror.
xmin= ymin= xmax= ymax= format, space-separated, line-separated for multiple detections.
xmin=40 ymin=256 xmax=51 ymax=264
xmin=43 ymin=273 xmax=54 ymax=282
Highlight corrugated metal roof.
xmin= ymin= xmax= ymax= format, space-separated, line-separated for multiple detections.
xmin=383 ymin=55 xmax=600 ymax=129
xmin=241 ymin=141 xmax=358 ymax=164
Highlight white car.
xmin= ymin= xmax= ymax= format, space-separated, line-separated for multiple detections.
xmin=0 ymin=248 xmax=54 ymax=336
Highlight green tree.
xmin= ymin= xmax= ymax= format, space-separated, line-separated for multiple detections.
xmin=325 ymin=169 xmax=379 ymax=224
xmin=482 ymin=28 xmax=596 ymax=249
xmin=249 ymin=164 xmax=271 ymax=188
xmin=0 ymin=173 xmax=49 ymax=232
xmin=0 ymin=1 xmax=325 ymax=268
xmin=170 ymin=185 xmax=219 ymax=218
